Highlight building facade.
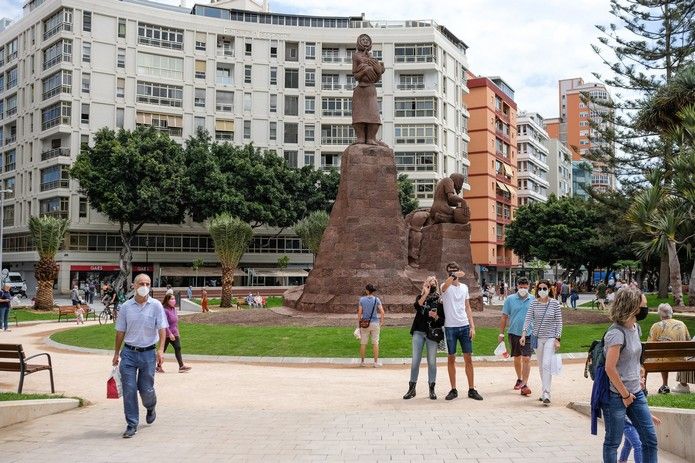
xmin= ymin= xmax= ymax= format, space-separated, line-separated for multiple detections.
xmin=0 ymin=0 xmax=471 ymax=292
xmin=572 ymin=160 xmax=593 ymax=199
xmin=544 ymin=138 xmax=572 ymax=198
xmin=464 ymin=75 xmax=518 ymax=288
xmin=516 ymin=111 xmax=550 ymax=205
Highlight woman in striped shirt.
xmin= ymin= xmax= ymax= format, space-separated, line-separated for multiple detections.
xmin=521 ymin=279 xmax=563 ymax=405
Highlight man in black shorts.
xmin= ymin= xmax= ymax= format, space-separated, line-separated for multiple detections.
xmin=498 ymin=277 xmax=534 ymax=396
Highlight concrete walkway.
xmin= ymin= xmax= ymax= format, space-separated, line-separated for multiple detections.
xmin=0 ymin=321 xmax=689 ymax=462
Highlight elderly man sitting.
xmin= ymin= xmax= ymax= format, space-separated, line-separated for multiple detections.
xmin=646 ymin=303 xmax=692 ymax=394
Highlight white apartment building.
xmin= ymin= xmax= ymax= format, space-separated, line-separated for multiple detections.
xmin=543 ymin=138 xmax=572 ymax=198
xmin=516 ymin=111 xmax=549 ymax=205
xmin=0 ymin=0 xmax=470 ymax=293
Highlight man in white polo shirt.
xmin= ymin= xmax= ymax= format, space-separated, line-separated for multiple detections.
xmin=441 ymin=262 xmax=483 ymax=401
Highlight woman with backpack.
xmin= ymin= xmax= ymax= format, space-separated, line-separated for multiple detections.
xmin=602 ymin=287 xmax=658 ymax=463
xmin=403 ymin=276 xmax=445 ymax=400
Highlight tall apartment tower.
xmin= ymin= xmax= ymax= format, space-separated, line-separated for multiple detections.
xmin=464 ymin=75 xmax=518 ymax=287
xmin=516 ymin=111 xmax=550 ymax=205
xmin=0 ymin=0 xmax=470 ymax=293
xmin=543 ymin=138 xmax=572 ymax=198
xmin=558 ymin=77 xmax=615 ymax=192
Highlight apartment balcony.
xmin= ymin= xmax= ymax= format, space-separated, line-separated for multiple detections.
xmin=321 ymin=82 xmax=343 ymax=91
xmin=496 ymin=236 xmax=505 ymax=245
xmin=43 ymin=53 xmax=72 ymax=71
xmin=41 ymin=147 xmax=70 ymax=161
xmin=495 ymin=151 xmax=511 ymax=163
xmin=40 ymin=179 xmax=69 ymax=191
xmin=395 ymin=55 xmax=436 ymax=64
xmin=137 ymin=36 xmax=183 ymax=51
xmin=216 ymin=48 xmax=234 ymax=58
xmin=321 ymin=163 xmax=340 ymax=171
xmin=216 ymin=77 xmax=234 ymax=86
xmin=215 ymin=104 xmax=233 ymax=113
xmin=5 ymin=135 xmax=16 ymax=145
xmin=495 ymin=128 xmax=510 ymax=143
xmin=322 ymin=110 xmax=351 ymax=118
xmin=321 ymin=136 xmax=353 ymax=145
xmin=497 ymin=257 xmax=512 ymax=266
xmin=44 ymin=22 xmax=72 ymax=40
xmin=42 ymin=85 xmax=71 ymax=100
xmin=495 ymin=109 xmax=510 ymax=122
xmin=495 ymin=214 xmax=511 ymax=225
xmin=321 ymin=54 xmax=351 ymax=64
xmin=136 ymin=95 xmax=182 ymax=108
xmin=5 ymin=107 xmax=17 ymax=118
xmin=495 ymin=194 xmax=512 ymax=205
xmin=42 ymin=116 xmax=71 ymax=131
xmin=4 ymin=162 xmax=15 ymax=172
xmin=3 ymin=189 xmax=14 ymax=199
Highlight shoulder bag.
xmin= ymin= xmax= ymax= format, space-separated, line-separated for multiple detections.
xmin=359 ymin=298 xmax=378 ymax=328
xmin=530 ymin=301 xmax=552 ymax=350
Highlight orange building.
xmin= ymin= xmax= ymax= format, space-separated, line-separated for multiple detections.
xmin=464 ymin=76 xmax=519 ymax=287
xmin=544 ymin=117 xmax=561 ymax=140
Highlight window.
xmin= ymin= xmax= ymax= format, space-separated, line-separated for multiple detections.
xmin=82 ymin=11 xmax=92 ymax=32
xmin=137 ymin=53 xmax=184 ymax=80
xmin=269 ymin=94 xmax=277 ymax=113
xmin=284 ymin=123 xmax=298 ymax=143
xmin=136 ymin=111 xmax=183 ymax=136
xmin=304 ymin=151 xmax=315 ymax=167
xmin=42 ymin=70 xmax=72 ymax=100
xmin=243 ymin=92 xmax=251 ymax=112
xmin=82 ymin=42 xmax=91 ymax=63
xmin=116 ymin=77 xmax=125 ymax=97
xmin=40 ymin=164 xmax=70 ymax=191
xmin=194 ymin=116 xmax=205 ymax=131
xmin=214 ymin=119 xmax=234 ymax=141
xmin=116 ymin=108 xmax=124 ymax=128
xmin=195 ymin=32 xmax=206 ymax=51
xmin=394 ymin=43 xmax=436 ymax=63
xmin=284 ymin=95 xmax=298 ymax=115
xmin=136 ymin=81 xmax=183 ymax=107
xmin=395 ymin=152 xmax=437 ymax=172
xmin=414 ymin=179 xmax=437 ymax=199
xmin=394 ymin=124 xmax=437 ymax=144
xmin=118 ymin=18 xmax=126 ymax=38
xmin=395 ymin=97 xmax=437 ymax=117
xmin=244 ymin=65 xmax=252 ymax=83
xmin=305 ymin=42 xmax=315 ymax=60
xmin=283 ymin=150 xmax=298 ymax=168
xmin=216 ymin=65 xmax=233 ymax=85
xmin=321 ymin=152 xmax=340 ymax=170
xmin=321 ymin=73 xmax=339 ymax=90
xmin=137 ymin=23 xmax=184 ymax=50
xmin=305 ymin=69 xmax=315 ymax=87
xmin=117 ymin=48 xmax=125 ymax=68
xmin=285 ymin=42 xmax=298 ymax=61
xmin=79 ymin=197 xmax=88 ymax=217
xmin=304 ymin=96 xmax=316 ymax=115
xmin=215 ymin=90 xmax=233 ymax=112
xmin=285 ymin=69 xmax=299 ymax=88
xmin=304 ymin=125 xmax=315 ymax=142
xmin=3 ymin=205 xmax=14 ymax=227
xmin=6 ymin=94 xmax=17 ymax=116
xmin=42 ymin=101 xmax=71 ymax=130
xmin=321 ymin=124 xmax=354 ymax=145
xmin=195 ymin=60 xmax=206 ymax=79
xmin=43 ymin=8 xmax=73 ymax=40
xmin=269 ymin=66 xmax=277 ymax=85
xmin=244 ymin=40 xmax=252 ymax=56
xmin=39 ymin=197 xmax=69 ymax=219
xmin=269 ymin=121 xmax=277 ymax=140
xmin=81 ymin=103 xmax=89 ymax=124
xmin=81 ymin=73 xmax=90 ymax=93
xmin=270 ymin=40 xmax=277 ymax=58
xmin=195 ymin=88 xmax=206 ymax=108
xmin=321 ymin=97 xmax=352 ymax=116
xmin=43 ymin=39 xmax=72 ymax=70
xmin=4 ymin=150 xmax=16 ymax=172
xmin=243 ymin=120 xmax=251 ymax=139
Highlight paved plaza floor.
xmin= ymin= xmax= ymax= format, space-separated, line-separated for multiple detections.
xmin=0 ymin=321 xmax=689 ymax=462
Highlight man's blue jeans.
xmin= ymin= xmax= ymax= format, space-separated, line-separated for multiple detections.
xmin=0 ymin=307 xmax=9 ymax=330
xmin=119 ymin=348 xmax=157 ymax=428
xmin=602 ymin=391 xmax=657 ymax=463
xmin=410 ymin=331 xmax=437 ymax=384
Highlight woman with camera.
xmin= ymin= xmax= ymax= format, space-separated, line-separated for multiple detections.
xmin=403 ymin=276 xmax=445 ymax=400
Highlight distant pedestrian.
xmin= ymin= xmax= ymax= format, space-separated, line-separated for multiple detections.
xmin=499 ymin=277 xmax=534 ymax=396
xmin=560 ymin=281 xmax=570 ymax=307
xmin=201 ymin=288 xmax=209 ymax=313
xmin=0 ymin=284 xmax=12 ymax=331
xmin=254 ymin=294 xmax=262 ymax=308
xmin=159 ymin=294 xmax=192 ymax=374
xmin=555 ymin=280 xmax=563 ymax=301
xmin=358 ymin=284 xmax=384 ymax=367
xmin=570 ymin=285 xmax=579 ymax=309
xmin=88 ymin=281 xmax=96 ymax=304
xmin=71 ymin=284 xmax=81 ymax=307
xmin=521 ymin=279 xmax=562 ymax=405
xmin=186 ymin=285 xmax=193 ymax=300
xmin=596 ymin=281 xmax=607 ymax=310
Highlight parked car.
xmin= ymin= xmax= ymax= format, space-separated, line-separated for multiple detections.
xmin=5 ymin=272 xmax=27 ymax=297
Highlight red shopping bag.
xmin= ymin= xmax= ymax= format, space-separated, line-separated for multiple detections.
xmin=107 ymin=367 xmax=122 ymax=399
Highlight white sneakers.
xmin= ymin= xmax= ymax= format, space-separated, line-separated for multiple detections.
xmin=673 ymin=383 xmax=691 ymax=394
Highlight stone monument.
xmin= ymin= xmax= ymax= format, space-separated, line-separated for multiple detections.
xmin=284 ymin=34 xmax=482 ymax=313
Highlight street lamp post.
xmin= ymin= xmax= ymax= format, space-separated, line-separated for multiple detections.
xmin=0 ymin=189 xmax=14 ymax=284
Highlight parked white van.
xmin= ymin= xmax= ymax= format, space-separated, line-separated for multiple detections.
xmin=5 ymin=272 xmax=27 ymax=297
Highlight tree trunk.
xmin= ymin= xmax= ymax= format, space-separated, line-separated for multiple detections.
xmin=587 ymin=265 xmax=595 ymax=292
xmin=220 ymin=266 xmax=234 ymax=308
xmin=689 ymin=259 xmax=695 ymax=306
xmin=666 ymin=240 xmax=682 ymax=306
xmin=116 ymin=227 xmax=134 ymax=294
xmin=658 ymin=252 xmax=670 ymax=298
xmin=34 ymin=280 xmax=55 ymax=310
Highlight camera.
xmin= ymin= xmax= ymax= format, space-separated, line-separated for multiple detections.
xmin=449 ymin=272 xmax=457 ymax=280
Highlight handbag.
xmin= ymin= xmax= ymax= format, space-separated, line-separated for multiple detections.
xmin=426 ymin=322 xmax=444 ymax=342
xmin=530 ymin=302 xmax=551 ymax=350
xmin=359 ymin=298 xmax=378 ymax=328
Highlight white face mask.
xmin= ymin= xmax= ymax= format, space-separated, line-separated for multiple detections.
xmin=517 ymin=288 xmax=529 ymax=297
xmin=538 ymin=289 xmax=549 ymax=298
xmin=136 ymin=286 xmax=150 ymax=297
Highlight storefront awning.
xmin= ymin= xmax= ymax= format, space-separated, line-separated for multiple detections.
xmin=159 ymin=267 xmax=246 ymax=277
xmin=250 ymin=269 xmax=309 ymax=278
xmin=71 ymin=265 xmax=120 ymax=272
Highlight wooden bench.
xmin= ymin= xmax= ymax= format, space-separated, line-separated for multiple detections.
xmin=642 ymin=340 xmax=695 ymax=374
xmin=57 ymin=304 xmax=95 ymax=322
xmin=0 ymin=344 xmax=55 ymax=394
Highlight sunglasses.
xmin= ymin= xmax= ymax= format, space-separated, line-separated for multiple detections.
xmin=538 ymin=287 xmax=549 ymax=290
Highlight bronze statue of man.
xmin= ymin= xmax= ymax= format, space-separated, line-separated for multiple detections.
xmin=352 ymin=34 xmax=385 ymax=145
xmin=429 ymin=173 xmax=470 ymax=224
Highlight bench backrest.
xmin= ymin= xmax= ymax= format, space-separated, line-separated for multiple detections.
xmin=0 ymin=344 xmax=25 ymax=369
xmin=642 ymin=341 xmax=695 ymax=360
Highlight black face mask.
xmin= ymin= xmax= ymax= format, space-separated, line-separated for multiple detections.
xmin=636 ymin=306 xmax=649 ymax=321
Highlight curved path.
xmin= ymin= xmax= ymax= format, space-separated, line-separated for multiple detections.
xmin=0 ymin=321 xmax=688 ymax=463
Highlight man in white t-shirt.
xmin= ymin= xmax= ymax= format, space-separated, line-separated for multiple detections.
xmin=440 ymin=262 xmax=483 ymax=401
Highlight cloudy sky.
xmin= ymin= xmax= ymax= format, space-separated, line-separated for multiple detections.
xmin=3 ymin=0 xmax=616 ymax=118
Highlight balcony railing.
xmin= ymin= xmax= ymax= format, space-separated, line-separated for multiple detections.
xmin=321 ymin=136 xmax=352 ymax=145
xmin=150 ymin=126 xmax=182 ymax=137
xmin=322 ymin=109 xmax=351 ymax=117
xmin=396 ymin=83 xmax=425 ymax=90
xmin=216 ymin=104 xmax=233 ymax=112
xmin=495 ymin=194 xmax=512 ymax=204
xmin=395 ymin=55 xmax=436 ymax=63
xmin=321 ymin=55 xmax=351 ymax=63
xmin=41 ymin=209 xmax=68 ymax=219
xmin=42 ymin=84 xmax=71 ymax=100
xmin=6 ymin=107 xmax=17 ymax=117
xmin=321 ymin=82 xmax=341 ymax=90
xmin=41 ymin=147 xmax=69 ymax=161
xmin=216 ymin=48 xmax=234 ymax=57
xmin=44 ymin=22 xmax=72 ymax=40
xmin=4 ymin=162 xmax=15 ymax=172
xmin=497 ymin=257 xmax=512 ymax=265
xmin=6 ymin=79 xmax=17 ymax=90
xmin=5 ymin=135 xmax=16 ymax=145
xmin=136 ymin=95 xmax=182 ymax=108
xmin=40 ymin=179 xmax=69 ymax=191
xmin=215 ymin=132 xmax=234 ymax=141
xmin=43 ymin=53 xmax=71 ymax=71
xmin=321 ymin=163 xmax=340 ymax=171
xmin=495 ymin=214 xmax=511 ymax=225
xmin=3 ymin=190 xmax=14 ymax=199
xmin=42 ymin=116 xmax=71 ymax=131
xmin=216 ymin=77 xmax=233 ymax=85
xmin=137 ymin=36 xmax=183 ymax=50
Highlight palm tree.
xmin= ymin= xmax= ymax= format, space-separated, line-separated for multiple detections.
xmin=28 ymin=216 xmax=69 ymax=310
xmin=207 ymin=213 xmax=252 ymax=308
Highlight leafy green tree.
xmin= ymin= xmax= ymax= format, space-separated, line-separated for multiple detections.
xmin=28 ymin=216 xmax=69 ymax=310
xmin=70 ymin=127 xmax=187 ymax=291
xmin=207 ymin=213 xmax=252 ymax=308
xmin=397 ymin=174 xmax=419 ymax=216
xmin=293 ymin=210 xmax=329 ymax=257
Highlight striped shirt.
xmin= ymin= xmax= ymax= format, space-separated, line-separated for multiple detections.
xmin=523 ymin=298 xmax=562 ymax=339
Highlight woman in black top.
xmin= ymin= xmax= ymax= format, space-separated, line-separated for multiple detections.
xmin=403 ymin=276 xmax=445 ymax=400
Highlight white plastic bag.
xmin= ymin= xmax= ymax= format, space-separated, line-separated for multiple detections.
xmin=106 ymin=367 xmax=122 ymax=399
xmin=551 ymin=354 xmax=563 ymax=375
xmin=353 ymin=327 xmax=361 ymax=340
xmin=494 ymin=341 xmax=509 ymax=358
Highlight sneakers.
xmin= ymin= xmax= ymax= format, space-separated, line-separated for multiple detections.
xmin=542 ymin=398 xmax=551 ymax=406
xmin=673 ymin=383 xmax=691 ymax=394
xmin=122 ymin=426 xmax=137 ymax=438
xmin=513 ymin=379 xmax=523 ymax=390
xmin=445 ymin=388 xmax=458 ymax=401
xmin=658 ymin=385 xmax=671 ymax=394
xmin=146 ymin=407 xmax=156 ymax=424
xmin=359 ymin=361 xmax=366 ymax=367
xmin=520 ymin=385 xmax=532 ymax=396
xmin=373 ymin=362 xmax=382 ymax=368
xmin=155 ymin=366 xmax=165 ymax=373
xmin=468 ymin=389 xmax=483 ymax=401
xmin=179 ymin=366 xmax=192 ymax=373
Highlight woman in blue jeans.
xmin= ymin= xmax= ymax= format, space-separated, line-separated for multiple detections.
xmin=403 ymin=276 xmax=444 ymax=400
xmin=602 ymin=287 xmax=658 ymax=463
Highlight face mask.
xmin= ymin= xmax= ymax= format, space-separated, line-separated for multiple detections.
xmin=517 ymin=288 xmax=528 ymax=298
xmin=537 ymin=289 xmax=549 ymax=298
xmin=136 ymin=286 xmax=150 ymax=297
xmin=168 ymin=299 xmax=176 ymax=307
xmin=636 ymin=306 xmax=649 ymax=321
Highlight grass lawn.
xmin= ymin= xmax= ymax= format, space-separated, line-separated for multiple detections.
xmin=191 ymin=296 xmax=283 ymax=308
xmin=51 ymin=313 xmax=693 ymax=358
xmin=647 ymin=393 xmax=695 ymax=410
xmin=10 ymin=309 xmax=59 ymax=321
xmin=580 ymin=293 xmax=690 ymax=308
xmin=0 ymin=392 xmax=65 ymax=401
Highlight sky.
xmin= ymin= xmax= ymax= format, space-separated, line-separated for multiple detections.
xmin=3 ymin=0 xmax=616 ymax=118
